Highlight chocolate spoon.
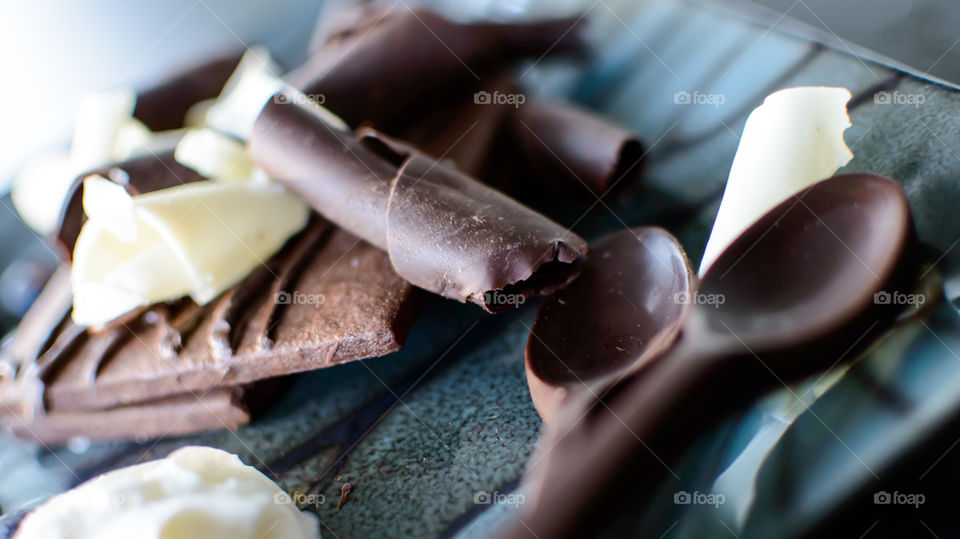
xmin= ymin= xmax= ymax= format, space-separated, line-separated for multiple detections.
xmin=524 ymin=227 xmax=694 ymax=424
xmin=505 ymin=173 xmax=915 ymax=538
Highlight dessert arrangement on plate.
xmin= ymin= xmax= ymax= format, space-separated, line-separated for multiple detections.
xmin=0 ymin=0 xmax=956 ymax=538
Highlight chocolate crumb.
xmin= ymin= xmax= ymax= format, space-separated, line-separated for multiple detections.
xmin=337 ymin=483 xmax=352 ymax=510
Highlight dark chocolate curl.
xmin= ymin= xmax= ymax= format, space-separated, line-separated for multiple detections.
xmin=53 ymin=150 xmax=206 ymax=260
xmin=133 ymin=51 xmax=243 ymax=131
xmin=287 ymin=5 xmax=583 ymax=130
xmin=511 ymin=100 xmax=644 ymax=197
xmin=250 ymin=97 xmax=588 ymax=312
xmin=399 ymin=84 xmax=644 ymax=204
xmin=399 ymin=77 xmax=519 ymax=182
xmin=243 ymin=99 xmax=393 ymax=250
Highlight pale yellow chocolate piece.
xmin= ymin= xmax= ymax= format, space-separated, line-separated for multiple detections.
xmin=204 ymin=48 xmax=347 ymax=139
xmin=71 ymin=176 xmax=309 ymax=327
xmin=174 ymin=128 xmax=266 ymax=184
xmin=15 ymin=446 xmax=320 ymax=539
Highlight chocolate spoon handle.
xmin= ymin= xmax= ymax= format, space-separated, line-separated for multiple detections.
xmin=510 ymin=332 xmax=761 ymax=539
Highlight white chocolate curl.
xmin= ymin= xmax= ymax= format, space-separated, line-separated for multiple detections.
xmin=175 ymin=128 xmax=264 ymax=183
xmin=71 ymin=176 xmax=308 ymax=327
xmin=204 ymin=47 xmax=284 ymax=139
xmin=15 ymin=446 xmax=320 ymax=539
xmin=204 ymin=47 xmax=347 ymax=139
xmin=699 ymin=87 xmax=853 ymax=275
xmin=12 ymin=89 xmax=137 ymax=235
xmin=11 ymin=89 xmax=186 ymax=235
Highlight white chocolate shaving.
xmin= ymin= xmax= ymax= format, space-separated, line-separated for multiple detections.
xmin=184 ymin=97 xmax=217 ymax=127
xmin=111 ymin=118 xmax=187 ymax=161
xmin=204 ymin=48 xmax=285 ymax=139
xmin=204 ymin=47 xmax=348 ymax=139
xmin=15 ymin=446 xmax=320 ymax=539
xmin=69 ymin=89 xmax=137 ymax=172
xmin=71 ymin=176 xmax=308 ymax=327
xmin=10 ymin=154 xmax=76 ymax=235
xmin=174 ymin=128 xmax=263 ymax=184
xmin=699 ymin=86 xmax=853 ymax=275
xmin=12 ymin=89 xmax=140 ymax=235
xmin=11 ymin=92 xmax=184 ymax=235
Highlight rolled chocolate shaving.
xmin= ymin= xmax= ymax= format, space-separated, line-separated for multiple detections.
xmin=250 ymin=97 xmax=588 ymax=312
xmin=133 ymin=51 xmax=243 ymax=131
xmin=53 ymin=150 xmax=206 ymax=260
xmin=399 ymin=77 xmax=519 ymax=183
xmin=400 ymin=85 xmax=644 ymax=203
xmin=287 ymin=5 xmax=583 ymax=130
xmin=509 ymin=100 xmax=644 ymax=198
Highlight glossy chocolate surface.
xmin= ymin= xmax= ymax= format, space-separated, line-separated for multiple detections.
xmin=524 ymin=227 xmax=693 ymax=423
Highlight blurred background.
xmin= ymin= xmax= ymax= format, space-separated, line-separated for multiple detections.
xmin=1 ymin=0 xmax=958 ymax=192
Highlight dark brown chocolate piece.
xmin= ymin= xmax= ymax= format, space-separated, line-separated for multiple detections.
xmin=510 ymin=101 xmax=644 ymax=198
xmin=525 ymin=227 xmax=693 ymax=424
xmin=399 ymin=77 xmax=519 ymax=184
xmin=53 ymin=150 xmax=206 ymax=260
xmin=3 ymin=386 xmax=249 ymax=445
xmin=509 ymin=174 xmax=917 ymax=538
xmin=0 ymin=219 xmax=416 ymax=419
xmin=250 ymin=97 xmax=588 ymax=312
xmin=133 ymin=52 xmax=243 ymax=131
xmin=287 ymin=5 xmax=582 ymax=130
xmin=1 ymin=268 xmax=72 ymax=372
xmin=400 ymin=84 xmax=644 ymax=203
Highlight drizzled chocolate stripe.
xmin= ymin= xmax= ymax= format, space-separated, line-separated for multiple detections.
xmin=227 ymin=218 xmax=331 ymax=353
xmin=166 ymin=299 xmax=212 ymax=355
xmin=35 ymin=323 xmax=86 ymax=385
xmin=90 ymin=327 xmax=135 ymax=383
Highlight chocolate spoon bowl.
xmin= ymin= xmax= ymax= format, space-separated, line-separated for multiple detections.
xmin=524 ymin=227 xmax=694 ymax=424
xmin=504 ymin=173 xmax=917 ymax=538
